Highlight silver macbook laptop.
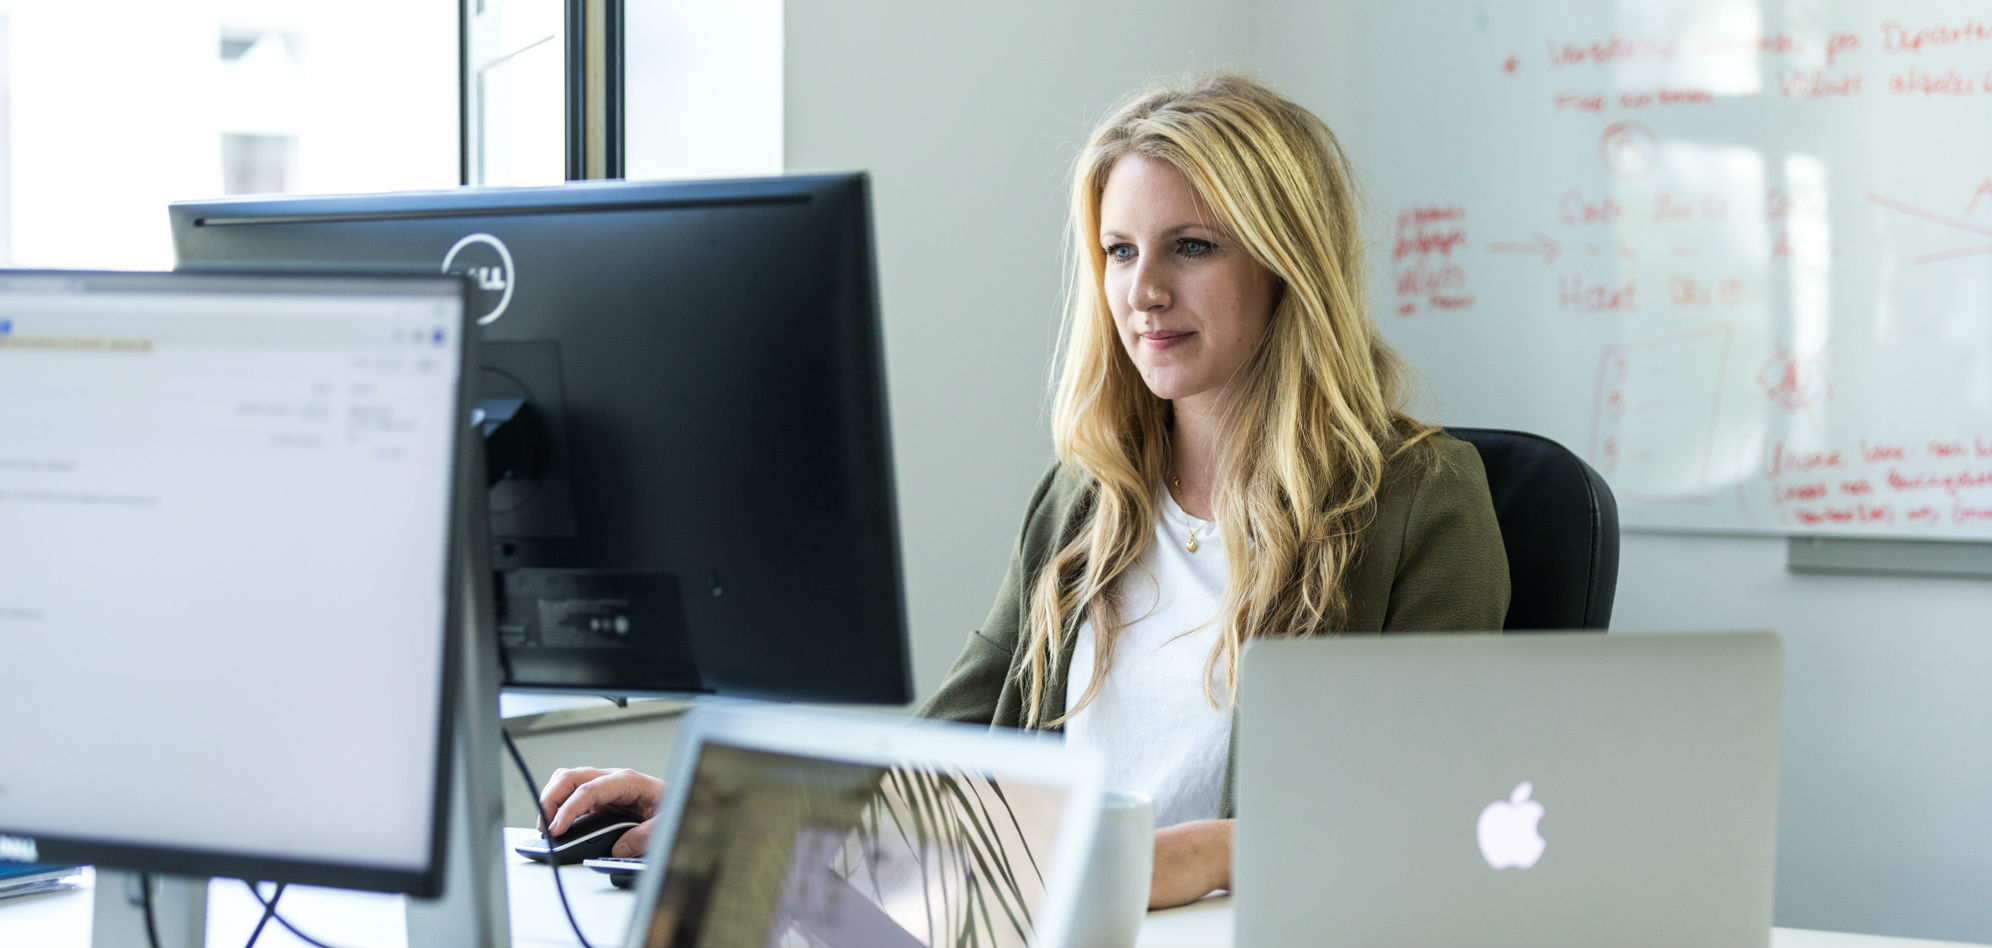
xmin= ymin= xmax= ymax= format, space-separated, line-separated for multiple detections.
xmin=1235 ymin=632 xmax=1782 ymax=948
xmin=622 ymin=700 xmax=1105 ymax=948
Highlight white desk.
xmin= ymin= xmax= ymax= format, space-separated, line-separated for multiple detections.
xmin=1133 ymin=896 xmax=1982 ymax=948
xmin=0 ymin=829 xmax=1980 ymax=948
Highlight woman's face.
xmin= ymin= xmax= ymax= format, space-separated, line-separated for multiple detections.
xmin=1099 ymin=154 xmax=1278 ymax=412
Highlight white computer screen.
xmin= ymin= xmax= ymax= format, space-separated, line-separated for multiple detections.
xmin=0 ymin=272 xmax=465 ymax=884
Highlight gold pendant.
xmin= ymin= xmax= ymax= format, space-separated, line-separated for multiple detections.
xmin=1186 ymin=535 xmax=1198 ymax=553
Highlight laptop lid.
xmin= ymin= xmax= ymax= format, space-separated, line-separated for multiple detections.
xmin=1235 ymin=632 xmax=1782 ymax=948
xmin=622 ymin=701 xmax=1105 ymax=948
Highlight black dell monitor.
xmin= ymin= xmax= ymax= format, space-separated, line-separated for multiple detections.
xmin=171 ymin=175 xmax=910 ymax=705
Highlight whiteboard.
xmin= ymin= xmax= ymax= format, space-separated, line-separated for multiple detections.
xmin=1351 ymin=0 xmax=1992 ymax=539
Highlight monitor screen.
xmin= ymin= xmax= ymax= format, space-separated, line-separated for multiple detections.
xmin=168 ymin=175 xmax=911 ymax=704
xmin=636 ymin=742 xmax=1076 ymax=948
xmin=622 ymin=704 xmax=1105 ymax=948
xmin=0 ymin=270 xmax=469 ymax=894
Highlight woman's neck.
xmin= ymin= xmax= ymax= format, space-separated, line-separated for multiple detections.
xmin=1168 ymin=398 xmax=1225 ymax=521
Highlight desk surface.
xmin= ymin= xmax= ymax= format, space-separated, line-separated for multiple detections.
xmin=0 ymin=829 xmax=1979 ymax=948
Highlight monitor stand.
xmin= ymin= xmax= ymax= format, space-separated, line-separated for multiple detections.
xmin=406 ymin=428 xmax=513 ymax=947
xmin=90 ymin=872 xmax=205 ymax=948
xmin=88 ymin=431 xmax=514 ymax=948
xmin=87 ymin=685 xmax=510 ymax=948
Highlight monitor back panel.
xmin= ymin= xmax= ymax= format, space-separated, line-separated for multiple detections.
xmin=171 ymin=177 xmax=909 ymax=702
xmin=1235 ymin=632 xmax=1782 ymax=948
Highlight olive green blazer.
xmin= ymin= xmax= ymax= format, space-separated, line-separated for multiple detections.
xmin=916 ymin=433 xmax=1511 ymax=818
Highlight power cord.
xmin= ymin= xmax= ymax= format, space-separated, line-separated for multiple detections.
xmin=139 ymin=872 xmax=161 ymax=948
xmin=499 ymin=727 xmax=597 ymax=948
xmin=139 ymin=873 xmax=310 ymax=948
xmin=241 ymin=881 xmax=336 ymax=948
xmin=242 ymin=881 xmax=285 ymax=948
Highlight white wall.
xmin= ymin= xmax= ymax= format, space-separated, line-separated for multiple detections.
xmin=1612 ymin=532 xmax=1992 ymax=942
xmin=771 ymin=2 xmax=1992 ymax=943
xmin=781 ymin=0 xmax=1256 ymax=700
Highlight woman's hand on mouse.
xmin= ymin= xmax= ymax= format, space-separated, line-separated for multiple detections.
xmin=537 ymin=766 xmax=667 ymax=858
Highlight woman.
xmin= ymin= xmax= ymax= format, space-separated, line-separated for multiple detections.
xmin=916 ymin=70 xmax=1507 ymax=907
xmin=538 ymin=71 xmax=1508 ymax=911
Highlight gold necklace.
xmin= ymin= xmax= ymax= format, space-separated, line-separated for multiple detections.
xmin=1170 ymin=475 xmax=1209 ymax=553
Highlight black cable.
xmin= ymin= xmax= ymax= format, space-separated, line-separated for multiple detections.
xmin=496 ymin=639 xmax=518 ymax=685
xmin=242 ymin=881 xmax=287 ymax=948
xmin=139 ymin=872 xmax=161 ymax=948
xmin=500 ymin=727 xmax=596 ymax=948
xmin=240 ymin=880 xmax=338 ymax=948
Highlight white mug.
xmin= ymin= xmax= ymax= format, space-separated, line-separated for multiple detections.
xmin=1067 ymin=791 xmax=1155 ymax=948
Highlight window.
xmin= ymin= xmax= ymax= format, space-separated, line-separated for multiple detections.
xmin=465 ymin=0 xmax=564 ymax=186
xmin=623 ymin=0 xmax=781 ymax=180
xmin=0 ymin=0 xmax=457 ymax=269
xmin=221 ymin=134 xmax=300 ymax=196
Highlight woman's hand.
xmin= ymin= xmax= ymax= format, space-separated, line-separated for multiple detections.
xmin=536 ymin=766 xmax=668 ymax=858
xmin=1149 ymin=818 xmax=1233 ymax=909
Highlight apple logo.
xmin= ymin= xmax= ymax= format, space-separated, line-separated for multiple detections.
xmin=1476 ymin=781 xmax=1546 ymax=870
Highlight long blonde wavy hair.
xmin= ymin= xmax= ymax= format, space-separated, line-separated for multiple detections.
xmin=1021 ymin=72 xmax=1438 ymax=728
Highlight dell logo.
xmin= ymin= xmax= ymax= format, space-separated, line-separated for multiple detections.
xmin=441 ymin=233 xmax=517 ymax=326
xmin=0 ymin=834 xmax=38 ymax=863
xmin=468 ymin=265 xmax=507 ymax=292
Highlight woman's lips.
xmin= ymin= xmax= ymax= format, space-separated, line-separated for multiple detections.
xmin=1141 ymin=330 xmax=1193 ymax=350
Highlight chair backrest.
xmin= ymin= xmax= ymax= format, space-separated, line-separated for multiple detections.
xmin=1446 ymin=427 xmax=1620 ymax=630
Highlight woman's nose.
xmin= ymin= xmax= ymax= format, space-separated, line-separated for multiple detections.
xmin=1128 ymin=259 xmax=1170 ymax=312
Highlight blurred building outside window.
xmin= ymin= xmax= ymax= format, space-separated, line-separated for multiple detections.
xmin=0 ymin=0 xmax=457 ymax=270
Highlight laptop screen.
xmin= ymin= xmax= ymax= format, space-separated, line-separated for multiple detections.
xmin=635 ymin=740 xmax=1077 ymax=948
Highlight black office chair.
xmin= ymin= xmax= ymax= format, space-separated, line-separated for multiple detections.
xmin=1446 ymin=427 xmax=1620 ymax=630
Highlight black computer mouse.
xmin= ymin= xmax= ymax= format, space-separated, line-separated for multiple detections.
xmin=514 ymin=811 xmax=640 ymax=865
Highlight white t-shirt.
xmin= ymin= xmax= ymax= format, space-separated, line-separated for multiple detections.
xmin=1064 ymin=486 xmax=1232 ymax=828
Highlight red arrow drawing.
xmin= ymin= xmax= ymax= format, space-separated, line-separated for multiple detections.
xmin=1488 ymin=233 xmax=1561 ymax=264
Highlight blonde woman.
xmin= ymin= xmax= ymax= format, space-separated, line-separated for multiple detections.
xmin=537 ymin=72 xmax=1508 ymax=914
xmin=917 ymin=72 xmax=1509 ymax=907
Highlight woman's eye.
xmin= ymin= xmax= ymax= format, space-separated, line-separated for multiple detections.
xmin=1178 ymin=238 xmax=1214 ymax=257
xmin=1104 ymin=243 xmax=1135 ymax=262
